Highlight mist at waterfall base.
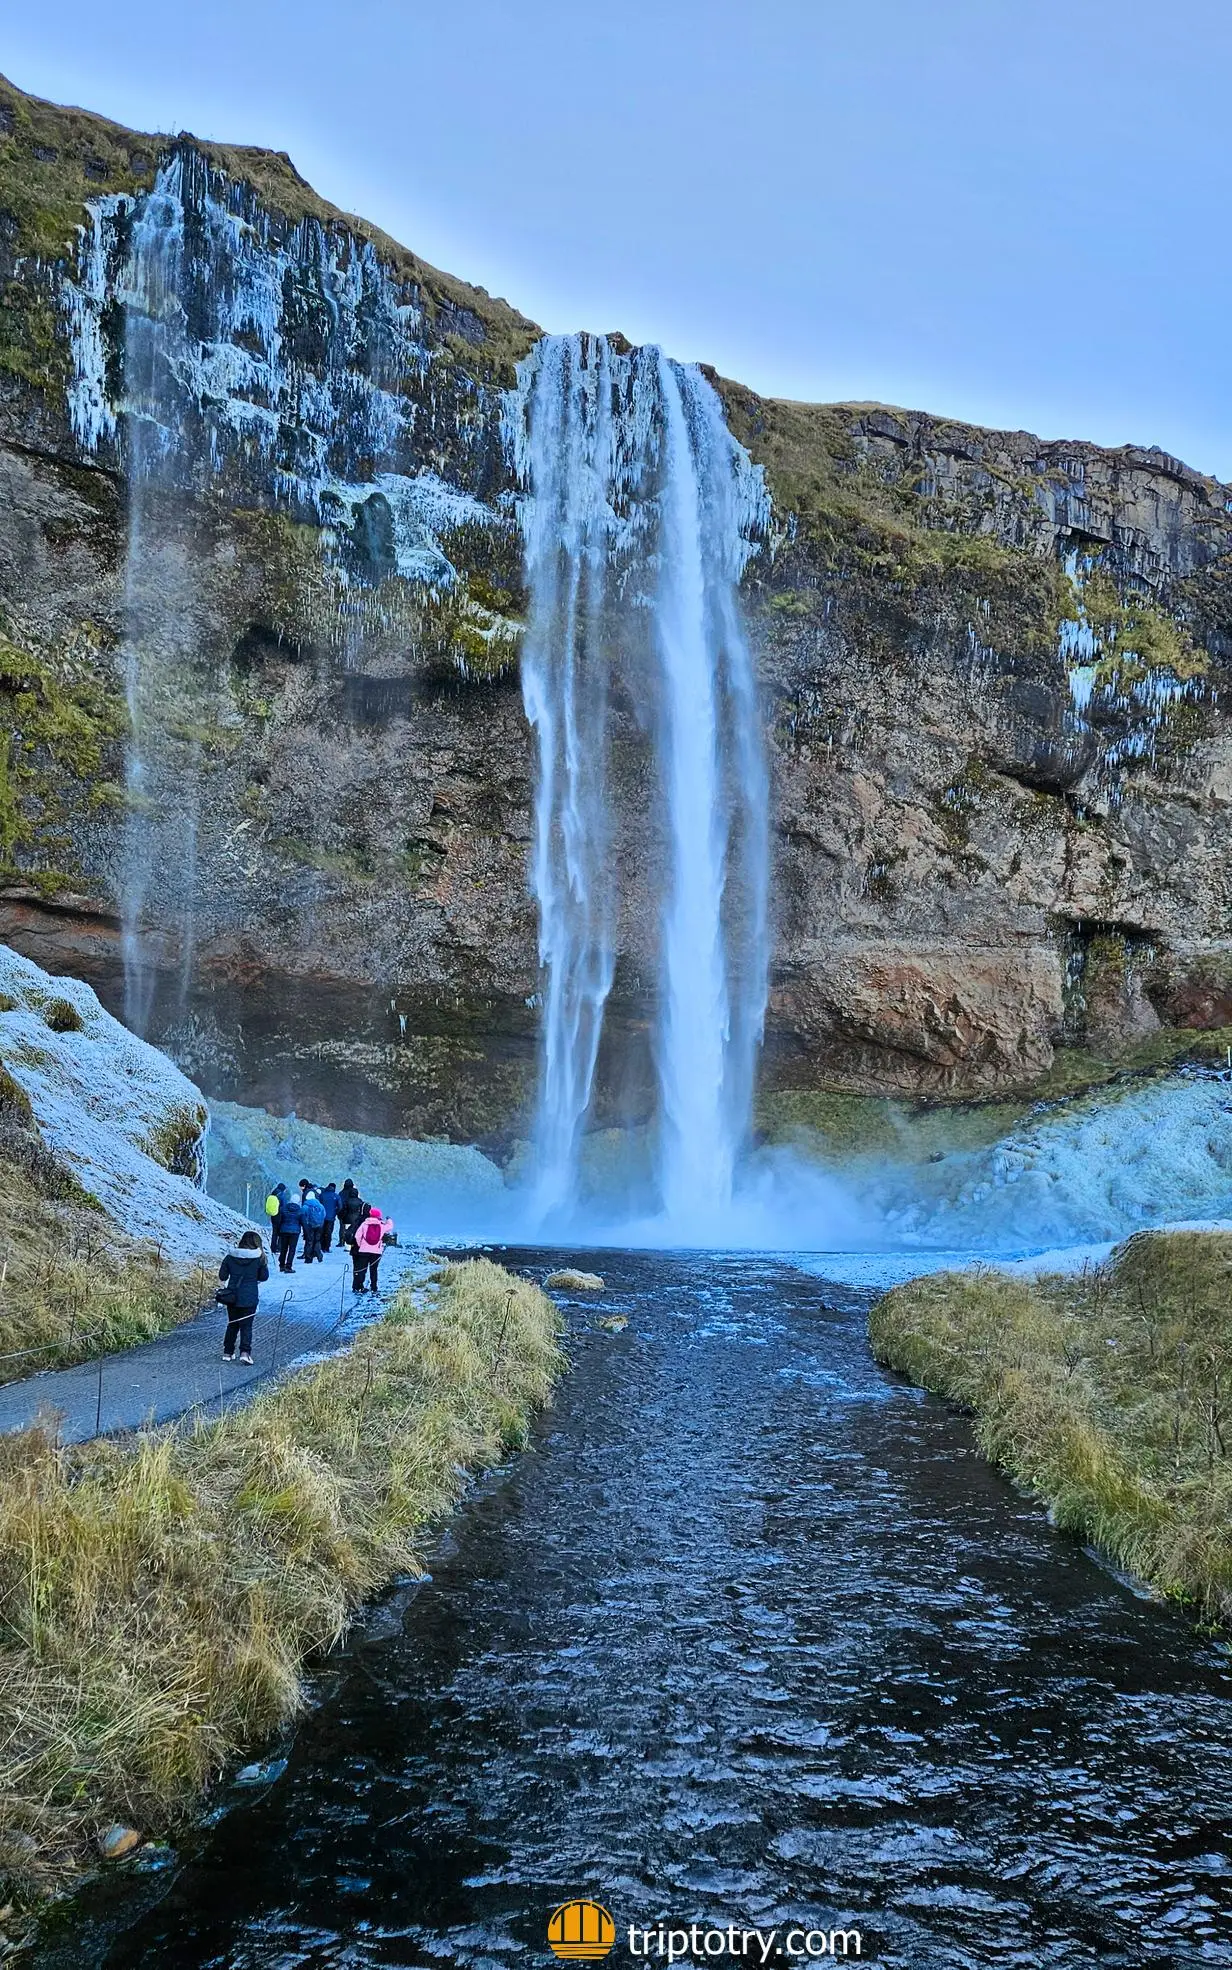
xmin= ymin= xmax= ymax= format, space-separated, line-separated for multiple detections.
xmin=212 ymin=1067 xmax=1232 ymax=1269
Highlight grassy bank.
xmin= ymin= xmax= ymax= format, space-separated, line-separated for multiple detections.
xmin=0 ymin=1069 xmax=202 ymax=1383
xmin=0 ymin=1167 xmax=202 ymax=1383
xmin=870 ymin=1231 xmax=1232 ymax=1626
xmin=0 ymin=1258 xmax=563 ymax=1907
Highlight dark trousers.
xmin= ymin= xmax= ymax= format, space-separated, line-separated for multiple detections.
xmin=352 ymin=1253 xmax=381 ymax=1293
xmin=322 ymin=1218 xmax=335 ymax=1252
xmin=277 ymin=1229 xmax=299 ymax=1272
xmin=302 ymin=1225 xmax=323 ymax=1264
xmin=223 ymin=1312 xmax=254 ymax=1357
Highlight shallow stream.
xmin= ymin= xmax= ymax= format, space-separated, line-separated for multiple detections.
xmin=40 ymin=1252 xmax=1232 ymax=1968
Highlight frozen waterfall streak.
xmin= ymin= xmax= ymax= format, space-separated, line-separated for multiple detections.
xmin=513 ymin=337 xmax=617 ymax=1221
xmin=653 ymin=360 xmax=770 ymax=1227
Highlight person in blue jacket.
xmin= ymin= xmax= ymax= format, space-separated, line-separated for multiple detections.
xmin=319 ymin=1181 xmax=340 ymax=1251
xmin=300 ymin=1186 xmax=327 ymax=1264
xmin=218 ymin=1228 xmax=269 ymax=1364
xmin=275 ymin=1188 xmax=303 ymax=1273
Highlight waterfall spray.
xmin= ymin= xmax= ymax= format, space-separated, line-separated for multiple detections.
xmin=508 ymin=335 xmax=770 ymax=1234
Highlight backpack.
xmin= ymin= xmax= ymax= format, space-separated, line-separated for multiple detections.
xmin=264 ymin=1193 xmax=279 ymax=1218
xmin=356 ymin=1215 xmax=384 ymax=1253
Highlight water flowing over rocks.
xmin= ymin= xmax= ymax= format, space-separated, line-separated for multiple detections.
xmin=1 ymin=73 xmax=1231 ymax=1156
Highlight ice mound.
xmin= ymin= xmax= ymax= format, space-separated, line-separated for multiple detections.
xmin=208 ymin=1099 xmax=506 ymax=1234
xmin=874 ymin=1071 xmax=1232 ymax=1250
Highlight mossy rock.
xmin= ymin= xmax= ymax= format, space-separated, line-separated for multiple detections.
xmin=0 ymin=1062 xmax=34 ymax=1123
xmin=143 ymin=1102 xmax=208 ymax=1178
xmin=0 ymin=629 xmax=125 ymax=886
xmin=42 ymin=997 xmax=83 ymax=1034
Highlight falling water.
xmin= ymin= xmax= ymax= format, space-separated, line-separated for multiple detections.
xmin=507 ymin=335 xmax=769 ymax=1232
xmin=66 ymin=149 xmax=500 ymax=1042
xmin=115 ymin=157 xmax=199 ymax=1034
xmin=507 ymin=338 xmax=619 ymax=1222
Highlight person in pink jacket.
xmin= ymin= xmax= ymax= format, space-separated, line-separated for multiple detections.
xmin=351 ymin=1206 xmax=388 ymax=1295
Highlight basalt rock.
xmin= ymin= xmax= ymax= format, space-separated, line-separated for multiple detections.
xmin=0 ymin=73 xmax=1230 ymax=1143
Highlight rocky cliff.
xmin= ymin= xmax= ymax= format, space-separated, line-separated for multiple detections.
xmin=1 ymin=73 xmax=1229 ymax=1147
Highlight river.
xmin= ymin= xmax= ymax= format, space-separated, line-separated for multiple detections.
xmin=37 ymin=1251 xmax=1232 ymax=1968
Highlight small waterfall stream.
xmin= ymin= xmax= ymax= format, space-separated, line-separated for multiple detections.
xmin=507 ymin=335 xmax=770 ymax=1234
xmin=115 ymin=156 xmax=199 ymax=1035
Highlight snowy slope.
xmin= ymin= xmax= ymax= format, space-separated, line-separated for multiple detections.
xmin=0 ymin=945 xmax=246 ymax=1259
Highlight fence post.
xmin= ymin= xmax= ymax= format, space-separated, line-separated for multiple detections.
xmin=270 ymin=1288 xmax=293 ymax=1374
xmin=95 ymin=1350 xmax=104 ymax=1436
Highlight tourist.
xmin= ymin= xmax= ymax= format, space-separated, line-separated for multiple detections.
xmin=319 ymin=1180 xmax=340 ymax=1250
xmin=275 ymin=1186 xmax=303 ymax=1272
xmin=217 ymin=1228 xmax=269 ymax=1365
xmin=351 ymin=1206 xmax=388 ymax=1295
xmin=301 ymin=1186 xmax=326 ymax=1263
xmin=336 ymin=1177 xmax=363 ymax=1245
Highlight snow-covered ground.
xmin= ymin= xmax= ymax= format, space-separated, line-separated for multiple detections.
xmin=0 ymin=945 xmax=245 ymax=1260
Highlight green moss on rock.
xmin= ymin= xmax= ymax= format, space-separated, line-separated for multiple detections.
xmin=0 ymin=628 xmax=124 ymax=885
xmin=41 ymin=997 xmax=83 ymax=1034
xmin=142 ymin=1101 xmax=208 ymax=1177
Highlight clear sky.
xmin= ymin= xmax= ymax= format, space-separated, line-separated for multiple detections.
xmin=7 ymin=1 xmax=1231 ymax=477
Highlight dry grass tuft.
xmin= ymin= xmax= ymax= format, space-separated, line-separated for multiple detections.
xmin=0 ymin=1258 xmax=563 ymax=1906
xmin=870 ymin=1230 xmax=1232 ymax=1627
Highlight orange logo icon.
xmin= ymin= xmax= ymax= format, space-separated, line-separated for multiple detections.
xmin=547 ymin=1899 xmax=616 ymax=1960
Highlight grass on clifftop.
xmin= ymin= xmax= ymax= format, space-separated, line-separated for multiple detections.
xmin=0 ymin=1259 xmax=563 ymax=1910
xmin=870 ymin=1231 xmax=1232 ymax=1628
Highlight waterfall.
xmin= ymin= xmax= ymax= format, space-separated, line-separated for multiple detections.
xmin=507 ymin=337 xmax=619 ymax=1221
xmin=116 ymin=155 xmax=197 ymax=1035
xmin=507 ymin=335 xmax=770 ymax=1232
xmin=65 ymin=150 xmax=505 ymax=1042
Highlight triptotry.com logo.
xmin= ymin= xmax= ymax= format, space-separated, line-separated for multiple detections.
xmin=547 ymin=1902 xmax=864 ymax=1962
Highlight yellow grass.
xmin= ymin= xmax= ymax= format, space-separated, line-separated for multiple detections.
xmin=0 ymin=1258 xmax=563 ymax=1906
xmin=870 ymin=1231 xmax=1232 ymax=1628
xmin=0 ymin=1162 xmax=201 ymax=1385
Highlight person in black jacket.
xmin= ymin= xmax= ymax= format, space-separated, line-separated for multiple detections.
xmin=336 ymin=1178 xmax=362 ymax=1245
xmin=218 ymin=1229 xmax=270 ymax=1364
xmin=275 ymin=1189 xmax=303 ymax=1273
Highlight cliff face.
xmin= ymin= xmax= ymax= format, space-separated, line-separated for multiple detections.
xmin=1 ymin=74 xmax=1230 ymax=1145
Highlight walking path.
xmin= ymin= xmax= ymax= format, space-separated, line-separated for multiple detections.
xmin=0 ymin=1245 xmax=417 ymax=1444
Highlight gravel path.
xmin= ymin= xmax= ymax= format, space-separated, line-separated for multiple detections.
xmin=0 ymin=1245 xmax=416 ymax=1443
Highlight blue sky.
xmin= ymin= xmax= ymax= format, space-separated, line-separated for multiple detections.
xmin=7 ymin=0 xmax=1231 ymax=476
